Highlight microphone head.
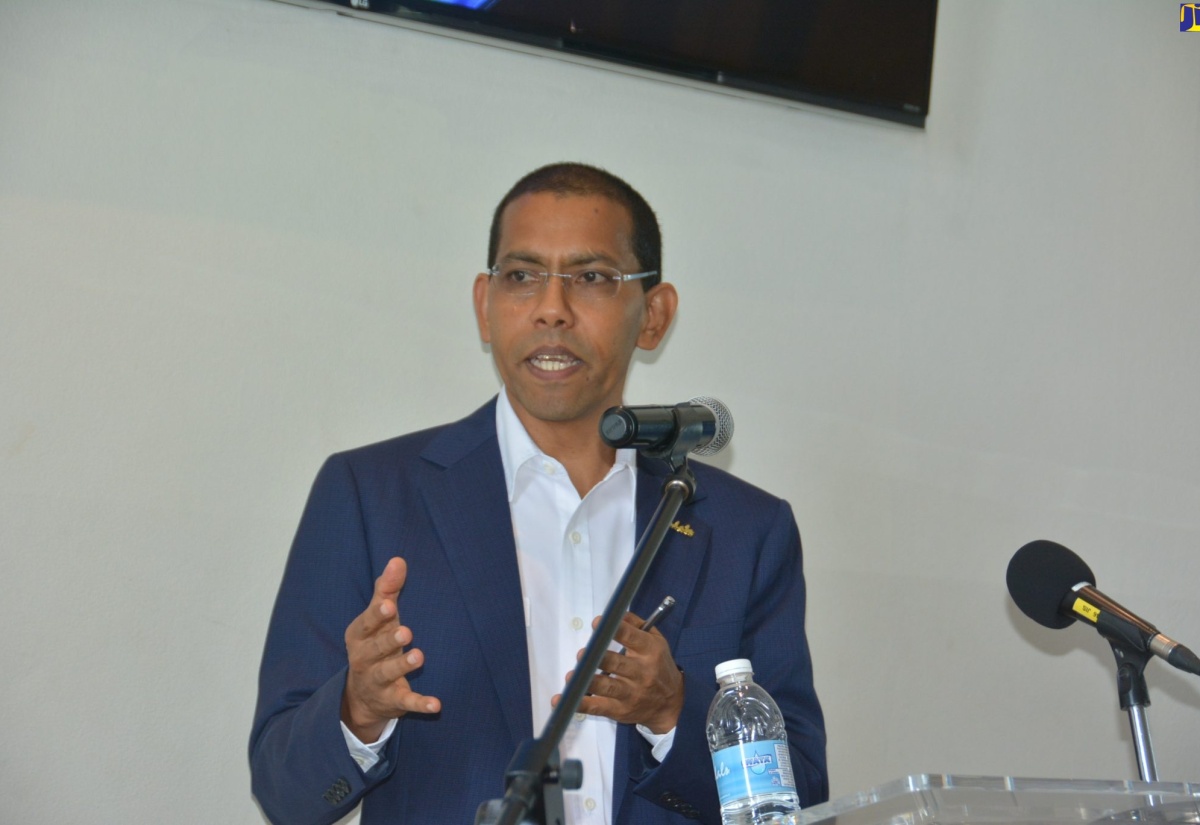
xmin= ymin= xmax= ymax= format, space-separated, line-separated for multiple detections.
xmin=689 ymin=396 xmax=733 ymax=456
xmin=1007 ymin=540 xmax=1096 ymax=629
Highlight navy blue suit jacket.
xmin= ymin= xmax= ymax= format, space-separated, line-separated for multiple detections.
xmin=250 ymin=399 xmax=827 ymax=825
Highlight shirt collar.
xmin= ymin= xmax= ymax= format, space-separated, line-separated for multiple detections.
xmin=495 ymin=388 xmax=636 ymax=504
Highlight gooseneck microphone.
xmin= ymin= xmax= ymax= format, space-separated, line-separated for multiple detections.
xmin=1007 ymin=540 xmax=1200 ymax=676
xmin=600 ymin=397 xmax=733 ymax=458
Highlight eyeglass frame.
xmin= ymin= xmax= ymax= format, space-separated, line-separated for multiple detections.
xmin=484 ymin=264 xmax=659 ymax=298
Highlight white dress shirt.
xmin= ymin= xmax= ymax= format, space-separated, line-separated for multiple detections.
xmin=498 ymin=389 xmax=637 ymax=825
xmin=342 ymin=391 xmax=673 ymax=824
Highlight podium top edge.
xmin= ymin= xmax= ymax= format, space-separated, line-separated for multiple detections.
xmin=797 ymin=774 xmax=1200 ymax=825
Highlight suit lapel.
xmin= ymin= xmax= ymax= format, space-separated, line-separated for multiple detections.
xmin=629 ymin=458 xmax=710 ymax=646
xmin=612 ymin=458 xmax=712 ymax=819
xmin=420 ymin=403 xmax=534 ymax=750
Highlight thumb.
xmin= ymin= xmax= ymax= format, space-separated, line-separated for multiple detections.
xmin=375 ymin=556 xmax=408 ymax=603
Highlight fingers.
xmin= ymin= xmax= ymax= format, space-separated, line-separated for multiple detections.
xmin=580 ymin=670 xmax=626 ymax=700
xmin=343 ymin=630 xmax=441 ymax=737
xmin=369 ymin=641 xmax=425 ymax=686
xmin=605 ymin=612 xmax=662 ymax=654
xmin=341 ymin=556 xmax=444 ymax=740
xmin=401 ymin=692 xmax=441 ymax=715
xmin=351 ymin=622 xmax=407 ymax=669
xmin=360 ymin=557 xmax=408 ymax=635
xmin=347 ymin=558 xmax=410 ymax=649
xmin=378 ymin=556 xmax=408 ymax=598
xmin=362 ymin=638 xmax=438 ymax=698
xmin=559 ymin=662 xmax=636 ymax=707
xmin=563 ymin=614 xmax=683 ymax=731
xmin=571 ymin=691 xmax=630 ymax=723
xmin=592 ymin=649 xmax=634 ymax=678
xmin=573 ymin=612 xmax=665 ymax=679
xmin=379 ymin=659 xmax=441 ymax=715
xmin=551 ymin=684 xmax=625 ymax=723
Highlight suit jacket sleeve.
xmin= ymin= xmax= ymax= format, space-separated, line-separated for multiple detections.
xmin=627 ymin=497 xmax=828 ymax=821
xmin=249 ymin=453 xmax=400 ymax=825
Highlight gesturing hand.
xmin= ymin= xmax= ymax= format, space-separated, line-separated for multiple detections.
xmin=553 ymin=612 xmax=685 ymax=735
xmin=341 ymin=557 xmax=441 ymax=742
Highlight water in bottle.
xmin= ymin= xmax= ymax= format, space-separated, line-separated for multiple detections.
xmin=706 ymin=658 xmax=799 ymax=825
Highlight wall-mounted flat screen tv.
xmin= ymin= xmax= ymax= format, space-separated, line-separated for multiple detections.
xmin=324 ymin=0 xmax=938 ymax=127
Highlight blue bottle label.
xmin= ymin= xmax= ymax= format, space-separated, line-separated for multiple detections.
xmin=711 ymin=740 xmax=797 ymax=805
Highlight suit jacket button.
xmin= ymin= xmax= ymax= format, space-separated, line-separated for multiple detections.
xmin=324 ymin=777 xmax=351 ymax=805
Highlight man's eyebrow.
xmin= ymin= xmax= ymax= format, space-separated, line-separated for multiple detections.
xmin=498 ymin=251 xmax=546 ymax=266
xmin=563 ymin=251 xmax=620 ymax=267
xmin=498 ymin=250 xmax=621 ymax=268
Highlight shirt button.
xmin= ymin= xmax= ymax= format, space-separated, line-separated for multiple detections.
xmin=571 ymin=617 xmax=584 ymax=631
xmin=570 ymin=531 xmax=582 ymax=544
xmin=543 ymin=462 xmax=555 ymax=474
xmin=585 ymin=798 xmax=597 ymax=811
xmin=574 ymin=712 xmax=586 ymax=722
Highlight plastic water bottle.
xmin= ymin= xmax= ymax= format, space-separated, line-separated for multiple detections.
xmin=706 ymin=659 xmax=799 ymax=825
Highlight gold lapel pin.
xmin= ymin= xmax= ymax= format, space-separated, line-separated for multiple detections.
xmin=670 ymin=520 xmax=695 ymax=537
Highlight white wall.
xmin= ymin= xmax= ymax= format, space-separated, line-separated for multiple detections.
xmin=2 ymin=1 xmax=1198 ymax=822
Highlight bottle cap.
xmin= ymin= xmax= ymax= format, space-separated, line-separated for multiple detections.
xmin=714 ymin=658 xmax=753 ymax=682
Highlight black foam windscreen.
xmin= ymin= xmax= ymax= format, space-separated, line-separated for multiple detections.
xmin=1007 ymin=540 xmax=1096 ymax=629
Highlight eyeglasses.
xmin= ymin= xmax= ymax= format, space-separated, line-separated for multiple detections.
xmin=486 ymin=264 xmax=657 ymax=302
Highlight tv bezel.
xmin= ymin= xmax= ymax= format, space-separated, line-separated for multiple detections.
xmin=316 ymin=0 xmax=937 ymax=128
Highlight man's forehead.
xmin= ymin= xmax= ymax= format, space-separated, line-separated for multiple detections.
xmin=496 ymin=191 xmax=636 ymax=257
xmin=499 ymin=191 xmax=632 ymax=226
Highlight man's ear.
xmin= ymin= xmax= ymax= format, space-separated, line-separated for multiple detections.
xmin=636 ymin=283 xmax=678 ymax=351
xmin=472 ymin=273 xmax=492 ymax=344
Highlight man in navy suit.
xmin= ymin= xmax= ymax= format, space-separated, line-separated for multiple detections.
xmin=250 ymin=163 xmax=827 ymax=825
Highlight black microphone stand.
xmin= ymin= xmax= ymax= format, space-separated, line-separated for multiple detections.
xmin=475 ymin=460 xmax=698 ymax=825
xmin=1107 ymin=640 xmax=1159 ymax=781
xmin=1093 ymin=608 xmax=1160 ymax=781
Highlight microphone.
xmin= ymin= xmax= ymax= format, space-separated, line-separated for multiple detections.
xmin=600 ymin=397 xmax=733 ymax=457
xmin=1007 ymin=540 xmax=1200 ymax=676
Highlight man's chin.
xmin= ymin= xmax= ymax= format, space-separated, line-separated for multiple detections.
xmin=507 ymin=387 xmax=601 ymax=426
xmin=517 ymin=401 xmax=586 ymax=424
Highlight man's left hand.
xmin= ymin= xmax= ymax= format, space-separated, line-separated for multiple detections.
xmin=552 ymin=612 xmax=684 ymax=734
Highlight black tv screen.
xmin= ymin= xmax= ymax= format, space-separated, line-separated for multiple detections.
xmin=330 ymin=0 xmax=937 ymax=127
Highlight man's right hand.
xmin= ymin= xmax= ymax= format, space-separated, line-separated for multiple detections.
xmin=341 ymin=557 xmax=441 ymax=743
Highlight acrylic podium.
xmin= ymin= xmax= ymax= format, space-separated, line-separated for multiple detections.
xmin=795 ymin=775 xmax=1200 ymax=825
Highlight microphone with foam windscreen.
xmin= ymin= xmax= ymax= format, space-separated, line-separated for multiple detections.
xmin=1007 ymin=539 xmax=1200 ymax=676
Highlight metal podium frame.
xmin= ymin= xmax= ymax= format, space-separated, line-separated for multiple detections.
xmin=796 ymin=775 xmax=1200 ymax=825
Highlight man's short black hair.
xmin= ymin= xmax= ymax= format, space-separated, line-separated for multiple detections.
xmin=487 ymin=162 xmax=662 ymax=290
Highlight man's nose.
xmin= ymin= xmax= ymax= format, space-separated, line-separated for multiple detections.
xmin=531 ymin=274 xmax=575 ymax=325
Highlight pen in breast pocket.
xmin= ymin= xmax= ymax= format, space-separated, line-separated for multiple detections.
xmin=620 ymin=595 xmax=675 ymax=654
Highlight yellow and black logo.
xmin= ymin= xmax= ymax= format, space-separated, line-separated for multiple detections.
xmin=1182 ymin=4 xmax=1200 ymax=31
